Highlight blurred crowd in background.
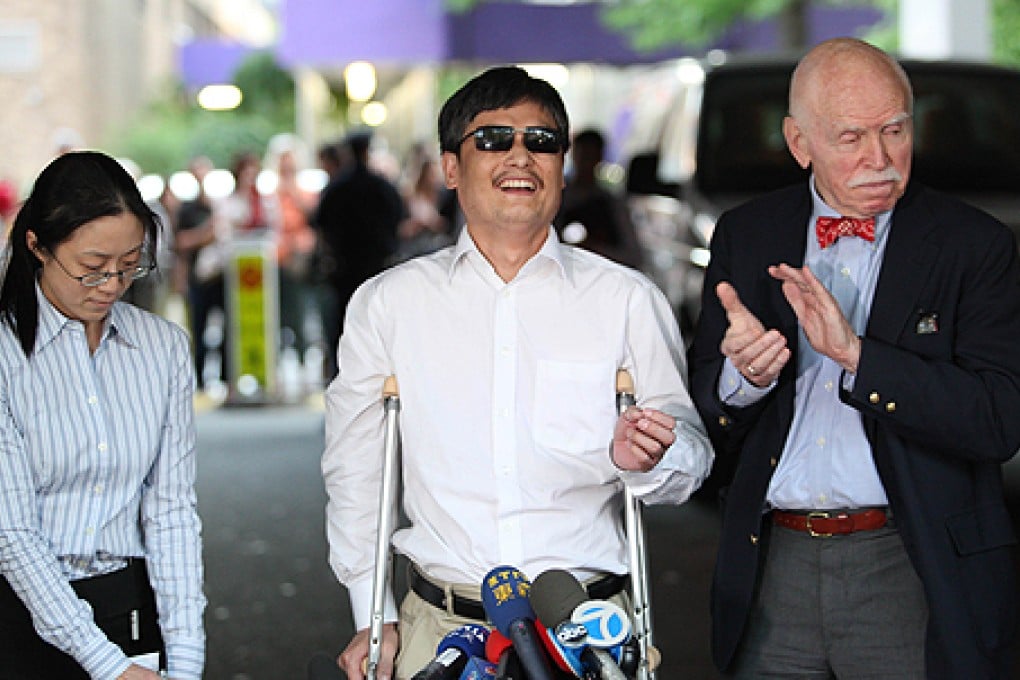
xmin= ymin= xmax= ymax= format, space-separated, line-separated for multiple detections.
xmin=0 ymin=124 xmax=638 ymax=403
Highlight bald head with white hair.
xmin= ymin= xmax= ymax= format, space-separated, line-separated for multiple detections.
xmin=782 ymin=38 xmax=915 ymax=218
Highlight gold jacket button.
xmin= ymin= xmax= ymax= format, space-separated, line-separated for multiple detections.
xmin=718 ymin=415 xmax=729 ymax=427
xmin=869 ymin=392 xmax=881 ymax=404
xmin=750 ymin=534 xmax=759 ymax=545
xmin=886 ymin=402 xmax=897 ymax=413
xmin=770 ymin=457 xmax=778 ymax=467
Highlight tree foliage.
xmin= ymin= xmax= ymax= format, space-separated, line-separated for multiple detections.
xmin=107 ymin=51 xmax=300 ymax=176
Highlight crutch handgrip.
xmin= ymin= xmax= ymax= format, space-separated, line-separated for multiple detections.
xmin=615 ymin=369 xmax=635 ymax=399
xmin=647 ymin=645 xmax=661 ymax=671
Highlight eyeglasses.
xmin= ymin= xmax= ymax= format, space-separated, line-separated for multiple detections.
xmin=49 ymin=253 xmax=153 ymax=287
xmin=458 ymin=125 xmax=565 ymax=154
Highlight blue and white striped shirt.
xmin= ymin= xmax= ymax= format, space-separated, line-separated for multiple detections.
xmin=0 ymin=286 xmax=205 ymax=679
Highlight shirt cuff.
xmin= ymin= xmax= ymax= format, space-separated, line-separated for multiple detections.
xmin=165 ymin=636 xmax=206 ymax=680
xmin=348 ymin=573 xmax=399 ymax=631
xmin=841 ymin=369 xmax=857 ymax=392
xmin=718 ymin=358 xmax=774 ymax=406
xmin=78 ymin=636 xmax=130 ymax=680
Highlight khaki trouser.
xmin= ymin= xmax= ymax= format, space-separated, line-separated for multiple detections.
xmin=393 ymin=568 xmax=631 ymax=680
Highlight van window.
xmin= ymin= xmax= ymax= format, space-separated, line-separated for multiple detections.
xmin=696 ymin=66 xmax=806 ymax=197
xmin=691 ymin=64 xmax=1020 ymax=199
xmin=910 ymin=69 xmax=1020 ymax=193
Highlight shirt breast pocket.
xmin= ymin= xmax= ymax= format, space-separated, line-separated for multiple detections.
xmin=532 ymin=359 xmax=617 ymax=453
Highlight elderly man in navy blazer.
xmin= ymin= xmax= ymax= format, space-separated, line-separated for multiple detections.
xmin=689 ymin=37 xmax=1020 ymax=679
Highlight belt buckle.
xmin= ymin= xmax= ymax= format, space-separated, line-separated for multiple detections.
xmin=806 ymin=511 xmax=832 ymax=538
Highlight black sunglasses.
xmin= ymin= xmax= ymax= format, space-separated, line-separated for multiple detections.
xmin=458 ymin=125 xmax=565 ymax=154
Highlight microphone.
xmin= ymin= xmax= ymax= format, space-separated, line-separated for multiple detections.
xmin=306 ymin=652 xmax=344 ymax=680
xmin=530 ymin=569 xmax=629 ymax=680
xmin=411 ymin=624 xmax=491 ymax=680
xmin=458 ymin=656 xmax=498 ymax=679
xmin=484 ymin=628 xmax=531 ymax=680
xmin=480 ymin=565 xmax=557 ymax=680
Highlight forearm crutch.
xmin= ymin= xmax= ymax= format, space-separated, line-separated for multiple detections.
xmin=616 ymin=369 xmax=658 ymax=680
xmin=367 ymin=376 xmax=400 ymax=680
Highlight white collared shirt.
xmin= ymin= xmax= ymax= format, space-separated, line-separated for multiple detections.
xmin=323 ymin=226 xmax=712 ymax=628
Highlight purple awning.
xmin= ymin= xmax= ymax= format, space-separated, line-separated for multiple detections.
xmin=179 ymin=1 xmax=884 ymax=87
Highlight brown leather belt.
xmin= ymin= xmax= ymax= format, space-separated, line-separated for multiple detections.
xmin=772 ymin=508 xmax=888 ymax=537
xmin=408 ymin=565 xmax=629 ymax=621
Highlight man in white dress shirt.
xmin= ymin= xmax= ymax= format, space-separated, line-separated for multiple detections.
xmin=322 ymin=66 xmax=713 ymax=680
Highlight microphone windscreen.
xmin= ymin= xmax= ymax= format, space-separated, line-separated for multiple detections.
xmin=438 ymin=624 xmax=490 ymax=658
xmin=484 ymin=629 xmax=513 ymax=664
xmin=530 ymin=569 xmax=587 ymax=627
xmin=480 ymin=565 xmax=536 ymax=635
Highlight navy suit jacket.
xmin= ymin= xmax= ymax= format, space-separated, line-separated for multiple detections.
xmin=688 ymin=181 xmax=1020 ymax=678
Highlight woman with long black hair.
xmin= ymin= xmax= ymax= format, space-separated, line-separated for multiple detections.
xmin=0 ymin=151 xmax=205 ymax=679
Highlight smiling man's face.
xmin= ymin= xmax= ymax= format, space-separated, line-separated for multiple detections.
xmin=441 ymin=100 xmax=566 ymax=245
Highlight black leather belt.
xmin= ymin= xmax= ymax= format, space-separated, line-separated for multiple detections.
xmin=408 ymin=565 xmax=629 ymax=621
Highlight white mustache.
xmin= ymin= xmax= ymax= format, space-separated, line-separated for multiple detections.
xmin=848 ymin=167 xmax=903 ymax=188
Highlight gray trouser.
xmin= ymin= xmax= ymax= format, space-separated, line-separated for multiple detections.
xmin=728 ymin=518 xmax=928 ymax=679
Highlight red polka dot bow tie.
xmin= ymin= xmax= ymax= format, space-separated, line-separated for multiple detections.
xmin=816 ymin=216 xmax=876 ymax=248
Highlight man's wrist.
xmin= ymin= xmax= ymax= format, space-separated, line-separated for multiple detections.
xmin=838 ymin=335 xmax=862 ymax=373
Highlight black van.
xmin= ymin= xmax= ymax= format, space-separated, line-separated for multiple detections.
xmin=627 ymin=55 xmax=1020 ymax=333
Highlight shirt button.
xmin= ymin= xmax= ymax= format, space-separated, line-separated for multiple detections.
xmin=818 ymin=493 xmax=828 ymax=504
xmin=85 ymin=527 xmax=94 ymax=536
xmin=841 ymin=266 xmax=851 ymax=277
xmin=97 ymin=443 xmax=108 ymax=453
xmin=87 ymin=395 xmax=98 ymax=405
xmin=817 ymin=437 xmax=826 ymax=447
xmin=824 ymin=381 xmax=834 ymax=392
xmin=93 ymin=484 xmax=104 ymax=495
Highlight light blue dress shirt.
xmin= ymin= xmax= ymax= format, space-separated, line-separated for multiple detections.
xmin=0 ymin=286 xmax=205 ymax=679
xmin=720 ymin=177 xmax=893 ymax=510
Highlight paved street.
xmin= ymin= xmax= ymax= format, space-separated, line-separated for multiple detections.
xmin=195 ymin=403 xmax=1020 ymax=679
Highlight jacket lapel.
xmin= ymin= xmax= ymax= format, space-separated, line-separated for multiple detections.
xmin=764 ymin=187 xmax=812 ymax=439
xmin=765 ymin=186 xmax=811 ymax=334
xmin=866 ymin=183 xmax=942 ymax=343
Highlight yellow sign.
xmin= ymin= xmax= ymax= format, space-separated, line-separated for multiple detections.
xmin=235 ymin=254 xmax=268 ymax=386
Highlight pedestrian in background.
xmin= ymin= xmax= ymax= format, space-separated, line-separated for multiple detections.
xmin=393 ymin=152 xmax=452 ymax=263
xmin=266 ymin=136 xmax=319 ymax=371
xmin=322 ymin=65 xmax=713 ymax=679
xmin=173 ymin=155 xmax=228 ymax=392
xmin=313 ymin=131 xmax=404 ymax=380
xmin=554 ymin=127 xmax=643 ymax=269
xmin=689 ymin=37 xmax=1020 ymax=678
xmin=0 ymin=151 xmax=206 ymax=679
